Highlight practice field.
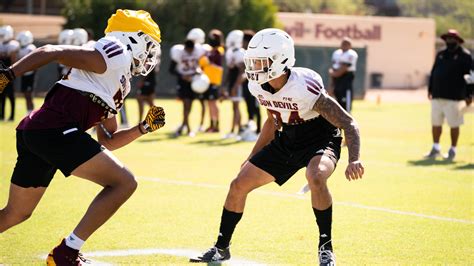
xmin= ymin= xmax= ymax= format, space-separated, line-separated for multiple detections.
xmin=0 ymin=97 xmax=473 ymax=264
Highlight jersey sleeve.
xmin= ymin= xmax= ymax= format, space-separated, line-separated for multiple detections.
xmin=302 ymin=69 xmax=326 ymax=112
xmin=340 ymin=50 xmax=358 ymax=66
xmin=170 ymin=45 xmax=182 ymax=62
xmin=94 ymin=37 xmax=130 ymax=71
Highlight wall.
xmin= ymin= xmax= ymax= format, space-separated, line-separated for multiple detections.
xmin=0 ymin=13 xmax=65 ymax=42
xmin=278 ymin=12 xmax=436 ymax=89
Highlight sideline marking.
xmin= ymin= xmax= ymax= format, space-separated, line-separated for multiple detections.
xmin=138 ymin=176 xmax=474 ymax=225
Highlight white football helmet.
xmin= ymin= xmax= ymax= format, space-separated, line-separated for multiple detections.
xmin=186 ymin=28 xmax=205 ymax=44
xmin=71 ymin=28 xmax=88 ymax=46
xmin=16 ymin=31 xmax=34 ymax=47
xmin=0 ymin=25 xmax=14 ymax=43
xmin=226 ymin=30 xmax=243 ymax=50
xmin=106 ymin=31 xmax=161 ymax=76
xmin=191 ymin=73 xmax=210 ymax=94
xmin=58 ymin=29 xmax=74 ymax=45
xmin=244 ymin=28 xmax=295 ymax=84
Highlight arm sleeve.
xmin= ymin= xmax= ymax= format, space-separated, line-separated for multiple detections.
xmin=428 ymin=53 xmax=440 ymax=94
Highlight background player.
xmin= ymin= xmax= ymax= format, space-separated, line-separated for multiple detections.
xmin=191 ymin=29 xmax=364 ymax=265
xmin=169 ymin=30 xmax=206 ymax=137
xmin=0 ymin=9 xmax=165 ymax=264
xmin=329 ymin=37 xmax=358 ymax=112
xmin=0 ymin=25 xmax=19 ymax=121
xmin=223 ymin=30 xmax=245 ymax=139
xmin=199 ymin=29 xmax=224 ymax=133
xmin=15 ymin=30 xmax=36 ymax=114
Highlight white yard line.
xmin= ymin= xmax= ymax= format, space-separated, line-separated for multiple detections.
xmin=138 ymin=176 xmax=474 ymax=225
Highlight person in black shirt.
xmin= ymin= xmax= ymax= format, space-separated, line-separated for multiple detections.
xmin=426 ymin=29 xmax=472 ymax=161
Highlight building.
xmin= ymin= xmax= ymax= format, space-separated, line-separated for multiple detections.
xmin=278 ymin=12 xmax=436 ymax=90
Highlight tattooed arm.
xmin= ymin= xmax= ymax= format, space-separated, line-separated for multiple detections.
xmin=313 ymin=93 xmax=364 ymax=180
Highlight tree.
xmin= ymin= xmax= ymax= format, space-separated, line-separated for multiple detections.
xmin=274 ymin=0 xmax=372 ymax=15
xmin=398 ymin=0 xmax=473 ymax=39
xmin=61 ymin=0 xmax=278 ymax=43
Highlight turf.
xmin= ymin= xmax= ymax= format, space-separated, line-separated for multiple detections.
xmin=0 ymin=97 xmax=473 ymax=264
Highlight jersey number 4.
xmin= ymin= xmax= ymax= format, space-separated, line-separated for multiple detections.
xmin=268 ymin=109 xmax=304 ymax=126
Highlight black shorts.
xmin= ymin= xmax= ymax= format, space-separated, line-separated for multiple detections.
xmin=177 ymin=78 xmax=195 ymax=100
xmin=334 ymin=72 xmax=354 ymax=112
xmin=200 ymin=84 xmax=219 ymax=100
xmin=138 ymin=85 xmax=155 ymax=96
xmin=11 ymin=128 xmax=104 ymax=188
xmin=21 ymin=73 xmax=35 ymax=92
xmin=250 ymin=131 xmax=342 ymax=186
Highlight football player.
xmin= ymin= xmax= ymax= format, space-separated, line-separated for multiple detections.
xmin=57 ymin=29 xmax=74 ymax=79
xmin=223 ymin=30 xmax=245 ymax=139
xmin=329 ymin=37 xmax=358 ymax=112
xmin=187 ymin=28 xmax=208 ymax=133
xmin=0 ymin=10 xmax=165 ymax=265
xmin=191 ymin=29 xmax=364 ymax=265
xmin=169 ymin=28 xmax=206 ymax=137
xmin=199 ymin=29 xmax=224 ymax=133
xmin=0 ymin=25 xmax=19 ymax=121
xmin=137 ymin=48 xmax=160 ymax=121
xmin=16 ymin=30 xmax=36 ymax=114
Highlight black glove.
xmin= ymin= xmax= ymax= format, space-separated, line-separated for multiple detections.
xmin=142 ymin=106 xmax=166 ymax=132
xmin=0 ymin=63 xmax=15 ymax=94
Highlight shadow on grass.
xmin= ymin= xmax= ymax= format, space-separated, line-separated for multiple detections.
xmin=189 ymin=138 xmax=244 ymax=146
xmin=407 ymin=158 xmax=455 ymax=166
xmin=452 ymin=163 xmax=474 ymax=170
xmin=137 ymin=132 xmax=177 ymax=142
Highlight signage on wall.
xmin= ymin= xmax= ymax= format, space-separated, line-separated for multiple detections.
xmin=285 ymin=22 xmax=382 ymax=41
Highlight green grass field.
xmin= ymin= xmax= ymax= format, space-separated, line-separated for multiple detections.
xmin=1 ymin=97 xmax=473 ymax=264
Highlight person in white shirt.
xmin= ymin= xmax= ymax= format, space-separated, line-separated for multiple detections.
xmin=0 ymin=25 xmax=19 ymax=121
xmin=329 ymin=37 xmax=358 ymax=112
xmin=223 ymin=29 xmax=245 ymax=139
xmin=16 ymin=31 xmax=36 ymax=114
xmin=169 ymin=32 xmax=206 ymax=137
xmin=191 ymin=28 xmax=364 ymax=265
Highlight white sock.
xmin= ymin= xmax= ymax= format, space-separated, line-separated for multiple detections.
xmin=432 ymin=143 xmax=440 ymax=150
xmin=450 ymin=146 xmax=456 ymax=152
xmin=65 ymin=232 xmax=85 ymax=251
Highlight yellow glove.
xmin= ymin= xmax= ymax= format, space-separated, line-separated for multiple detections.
xmin=0 ymin=63 xmax=15 ymax=94
xmin=142 ymin=106 xmax=165 ymax=132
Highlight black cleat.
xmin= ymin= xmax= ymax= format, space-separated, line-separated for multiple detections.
xmin=189 ymin=246 xmax=231 ymax=263
xmin=318 ymin=240 xmax=336 ymax=266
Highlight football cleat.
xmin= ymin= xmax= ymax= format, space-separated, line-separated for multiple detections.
xmin=444 ymin=148 xmax=456 ymax=161
xmin=46 ymin=239 xmax=91 ymax=266
xmin=189 ymin=246 xmax=231 ymax=263
xmin=318 ymin=240 xmax=336 ymax=266
xmin=424 ymin=147 xmax=441 ymax=159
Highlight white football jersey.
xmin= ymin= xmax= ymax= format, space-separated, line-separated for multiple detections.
xmin=58 ymin=36 xmax=133 ymax=116
xmin=331 ymin=49 xmax=358 ymax=72
xmin=170 ymin=43 xmax=205 ymax=76
xmin=248 ymin=67 xmax=325 ymax=125
xmin=17 ymin=44 xmax=36 ymax=75
xmin=225 ymin=47 xmax=244 ymax=68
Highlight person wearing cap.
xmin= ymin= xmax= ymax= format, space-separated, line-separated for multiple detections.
xmin=329 ymin=37 xmax=358 ymax=113
xmin=0 ymin=9 xmax=165 ymax=264
xmin=425 ymin=29 xmax=472 ymax=161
